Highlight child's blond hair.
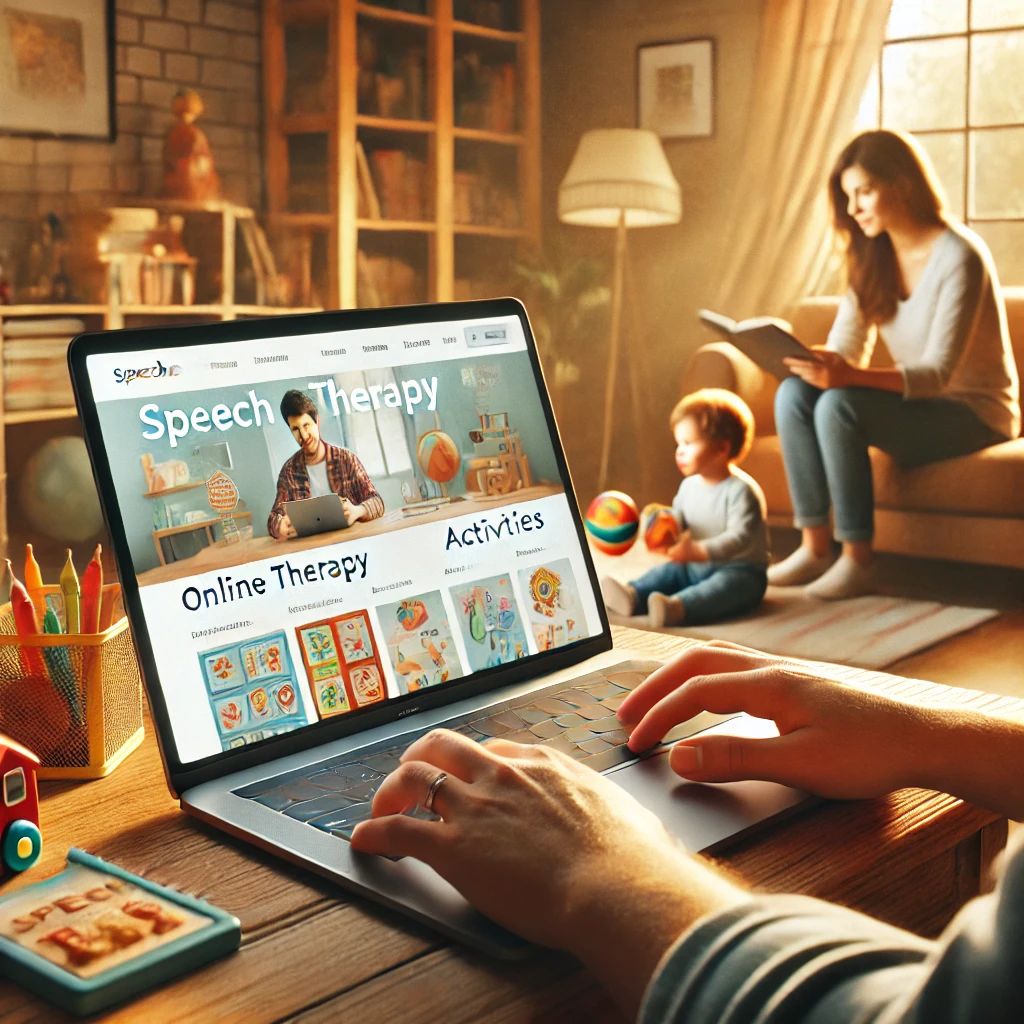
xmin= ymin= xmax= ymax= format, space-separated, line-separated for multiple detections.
xmin=669 ymin=388 xmax=755 ymax=464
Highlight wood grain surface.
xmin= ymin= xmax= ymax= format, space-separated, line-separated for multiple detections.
xmin=0 ymin=627 xmax=1014 ymax=1023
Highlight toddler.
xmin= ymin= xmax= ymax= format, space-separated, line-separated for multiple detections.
xmin=600 ymin=388 xmax=770 ymax=627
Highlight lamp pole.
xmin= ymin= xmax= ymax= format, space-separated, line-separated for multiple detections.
xmin=598 ymin=209 xmax=627 ymax=494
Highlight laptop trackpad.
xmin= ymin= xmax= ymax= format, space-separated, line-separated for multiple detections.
xmin=607 ymin=715 xmax=810 ymax=853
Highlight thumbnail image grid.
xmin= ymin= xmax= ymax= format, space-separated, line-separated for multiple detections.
xmin=517 ymin=558 xmax=589 ymax=652
xmin=198 ymin=630 xmax=309 ymax=750
xmin=294 ymin=610 xmax=387 ymax=717
xmin=376 ymin=591 xmax=465 ymax=695
xmin=448 ymin=573 xmax=529 ymax=672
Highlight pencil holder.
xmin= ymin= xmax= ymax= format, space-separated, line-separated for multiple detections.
xmin=0 ymin=586 xmax=144 ymax=779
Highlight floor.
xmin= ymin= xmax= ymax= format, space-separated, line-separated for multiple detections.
xmin=770 ymin=527 xmax=1024 ymax=700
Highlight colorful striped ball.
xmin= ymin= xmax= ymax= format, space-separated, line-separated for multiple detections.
xmin=584 ymin=490 xmax=639 ymax=555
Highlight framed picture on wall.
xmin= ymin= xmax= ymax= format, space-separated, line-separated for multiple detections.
xmin=0 ymin=0 xmax=115 ymax=140
xmin=637 ymin=38 xmax=714 ymax=140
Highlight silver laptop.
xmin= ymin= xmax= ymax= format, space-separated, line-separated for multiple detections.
xmin=70 ymin=299 xmax=806 ymax=958
xmin=284 ymin=494 xmax=350 ymax=536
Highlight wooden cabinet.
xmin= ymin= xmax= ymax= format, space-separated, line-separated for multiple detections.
xmin=262 ymin=0 xmax=541 ymax=310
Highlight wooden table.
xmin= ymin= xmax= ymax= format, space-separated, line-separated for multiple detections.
xmin=0 ymin=628 xmax=1013 ymax=1022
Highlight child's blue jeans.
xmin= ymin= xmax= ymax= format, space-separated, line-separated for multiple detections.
xmin=630 ymin=561 xmax=768 ymax=624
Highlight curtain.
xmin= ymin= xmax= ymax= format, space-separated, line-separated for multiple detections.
xmin=712 ymin=0 xmax=892 ymax=320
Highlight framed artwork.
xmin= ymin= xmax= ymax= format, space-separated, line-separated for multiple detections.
xmin=637 ymin=38 xmax=715 ymax=140
xmin=0 ymin=0 xmax=115 ymax=140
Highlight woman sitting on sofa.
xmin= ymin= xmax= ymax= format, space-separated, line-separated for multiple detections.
xmin=767 ymin=129 xmax=1020 ymax=599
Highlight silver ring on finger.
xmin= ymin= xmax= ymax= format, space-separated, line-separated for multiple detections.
xmin=422 ymin=771 xmax=448 ymax=814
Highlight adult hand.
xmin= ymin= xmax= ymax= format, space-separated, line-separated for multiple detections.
xmin=618 ymin=640 xmax=937 ymax=799
xmin=350 ymin=730 xmax=746 ymax=1016
xmin=783 ymin=348 xmax=855 ymax=390
xmin=339 ymin=496 xmax=364 ymax=523
xmin=275 ymin=513 xmax=297 ymax=540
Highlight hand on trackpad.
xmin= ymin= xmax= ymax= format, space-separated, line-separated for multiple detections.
xmin=608 ymin=717 xmax=808 ymax=852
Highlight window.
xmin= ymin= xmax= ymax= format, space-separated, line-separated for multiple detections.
xmin=3 ymin=767 xmax=26 ymax=807
xmin=858 ymin=0 xmax=1024 ymax=283
xmin=333 ymin=369 xmax=413 ymax=478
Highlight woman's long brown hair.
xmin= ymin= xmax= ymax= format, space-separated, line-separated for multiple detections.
xmin=829 ymin=130 xmax=947 ymax=325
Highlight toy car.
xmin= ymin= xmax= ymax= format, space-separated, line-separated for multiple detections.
xmin=0 ymin=734 xmax=42 ymax=877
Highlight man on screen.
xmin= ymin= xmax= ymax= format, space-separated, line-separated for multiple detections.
xmin=268 ymin=389 xmax=385 ymax=540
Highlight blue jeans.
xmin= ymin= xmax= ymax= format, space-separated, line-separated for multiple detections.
xmin=630 ymin=561 xmax=768 ymax=625
xmin=775 ymin=378 xmax=1005 ymax=543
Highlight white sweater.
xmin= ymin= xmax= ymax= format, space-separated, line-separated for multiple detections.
xmin=826 ymin=226 xmax=1021 ymax=440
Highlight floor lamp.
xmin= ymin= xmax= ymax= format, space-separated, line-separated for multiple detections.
xmin=558 ymin=129 xmax=681 ymax=495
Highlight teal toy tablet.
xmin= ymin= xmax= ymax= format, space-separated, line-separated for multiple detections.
xmin=0 ymin=848 xmax=240 ymax=1016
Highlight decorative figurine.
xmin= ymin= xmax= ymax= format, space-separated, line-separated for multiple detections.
xmin=0 ymin=733 xmax=42 ymax=878
xmin=161 ymin=88 xmax=221 ymax=202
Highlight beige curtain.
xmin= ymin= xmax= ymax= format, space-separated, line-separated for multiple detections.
xmin=712 ymin=0 xmax=892 ymax=320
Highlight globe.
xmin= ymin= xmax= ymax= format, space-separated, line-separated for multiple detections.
xmin=416 ymin=429 xmax=461 ymax=483
xmin=19 ymin=437 xmax=104 ymax=542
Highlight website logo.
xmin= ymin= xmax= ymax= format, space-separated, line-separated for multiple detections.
xmin=114 ymin=360 xmax=182 ymax=385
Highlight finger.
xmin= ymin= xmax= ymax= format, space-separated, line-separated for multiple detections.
xmin=371 ymin=759 xmax=470 ymax=818
xmin=617 ymin=644 xmax=774 ymax=726
xmin=401 ymin=728 xmax=497 ymax=782
xmin=479 ymin=737 xmax=533 ymax=759
xmin=626 ymin=666 xmax=792 ymax=752
xmin=669 ymin=731 xmax=801 ymax=785
xmin=350 ymin=813 xmax=446 ymax=862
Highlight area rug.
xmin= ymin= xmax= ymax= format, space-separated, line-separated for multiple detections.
xmin=591 ymin=546 xmax=998 ymax=670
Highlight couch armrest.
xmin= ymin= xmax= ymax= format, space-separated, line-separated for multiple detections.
xmin=681 ymin=341 xmax=780 ymax=436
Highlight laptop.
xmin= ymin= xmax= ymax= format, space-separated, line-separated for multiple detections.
xmin=69 ymin=299 xmax=807 ymax=958
xmin=284 ymin=494 xmax=350 ymax=536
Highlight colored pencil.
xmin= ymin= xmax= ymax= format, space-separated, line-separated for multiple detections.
xmin=81 ymin=544 xmax=103 ymax=634
xmin=98 ymin=583 xmax=122 ymax=631
xmin=61 ymin=549 xmax=81 ymax=634
xmin=43 ymin=607 xmax=83 ymax=725
xmin=24 ymin=543 xmax=46 ymax=620
xmin=9 ymin=570 xmax=47 ymax=678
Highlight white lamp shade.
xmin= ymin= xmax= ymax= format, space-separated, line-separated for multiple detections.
xmin=558 ymin=128 xmax=682 ymax=228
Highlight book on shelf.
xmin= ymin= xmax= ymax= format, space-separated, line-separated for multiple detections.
xmin=368 ymin=149 xmax=428 ymax=221
xmin=357 ymin=249 xmax=421 ymax=308
xmin=356 ymin=142 xmax=382 ymax=220
xmin=452 ymin=170 xmax=519 ymax=228
xmin=2 ymin=331 xmax=76 ymax=410
xmin=454 ymin=52 xmax=516 ymax=132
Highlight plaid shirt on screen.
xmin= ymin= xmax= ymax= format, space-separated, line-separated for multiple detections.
xmin=267 ymin=442 xmax=385 ymax=538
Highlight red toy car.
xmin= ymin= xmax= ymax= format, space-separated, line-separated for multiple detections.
xmin=0 ymin=733 xmax=42 ymax=877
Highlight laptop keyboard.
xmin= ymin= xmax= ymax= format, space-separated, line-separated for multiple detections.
xmin=235 ymin=660 xmax=667 ymax=841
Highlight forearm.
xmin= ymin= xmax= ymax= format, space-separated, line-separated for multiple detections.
xmin=913 ymin=706 xmax=1024 ymax=820
xmin=846 ymin=365 xmax=905 ymax=393
xmin=571 ymin=853 xmax=749 ymax=1018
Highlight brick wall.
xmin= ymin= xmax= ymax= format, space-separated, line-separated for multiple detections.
xmin=0 ymin=0 xmax=262 ymax=266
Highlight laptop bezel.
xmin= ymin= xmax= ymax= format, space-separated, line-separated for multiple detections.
xmin=68 ymin=298 xmax=613 ymax=796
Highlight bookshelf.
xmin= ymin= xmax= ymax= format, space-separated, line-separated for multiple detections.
xmin=263 ymin=0 xmax=541 ymax=309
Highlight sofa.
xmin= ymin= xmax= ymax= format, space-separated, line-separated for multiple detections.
xmin=681 ymin=288 xmax=1024 ymax=569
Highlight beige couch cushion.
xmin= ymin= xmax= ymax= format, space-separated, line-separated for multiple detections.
xmin=745 ymin=434 xmax=1024 ymax=518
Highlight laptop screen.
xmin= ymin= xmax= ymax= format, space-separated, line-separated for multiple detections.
xmin=78 ymin=305 xmax=607 ymax=767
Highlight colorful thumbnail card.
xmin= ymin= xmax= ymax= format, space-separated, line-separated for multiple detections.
xmin=449 ymin=574 xmax=529 ymax=672
xmin=197 ymin=630 xmax=308 ymax=751
xmin=517 ymin=558 xmax=589 ymax=652
xmin=0 ymin=848 xmax=239 ymax=1016
xmin=294 ymin=611 xmax=387 ymax=717
xmin=376 ymin=591 xmax=465 ymax=695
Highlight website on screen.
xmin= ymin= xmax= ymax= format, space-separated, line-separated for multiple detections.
xmin=87 ymin=315 xmax=603 ymax=763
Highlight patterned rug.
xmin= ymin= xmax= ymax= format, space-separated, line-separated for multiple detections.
xmin=591 ymin=545 xmax=998 ymax=670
